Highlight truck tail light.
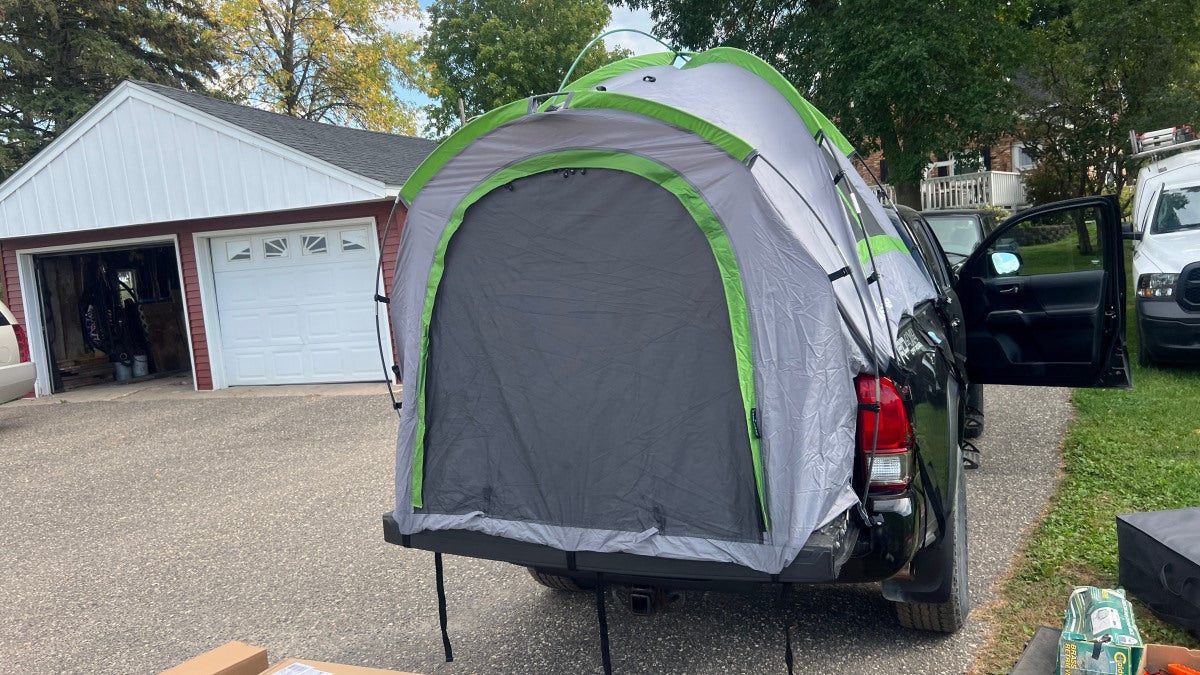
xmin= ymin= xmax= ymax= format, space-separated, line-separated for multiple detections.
xmin=13 ymin=323 xmax=31 ymax=363
xmin=855 ymin=374 xmax=913 ymax=493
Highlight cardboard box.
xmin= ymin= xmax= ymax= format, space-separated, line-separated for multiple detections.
xmin=1009 ymin=627 xmax=1200 ymax=675
xmin=159 ymin=641 xmax=269 ymax=675
xmin=1140 ymin=642 xmax=1200 ymax=673
xmin=261 ymin=658 xmax=423 ymax=675
xmin=1058 ymin=588 xmax=1145 ymax=675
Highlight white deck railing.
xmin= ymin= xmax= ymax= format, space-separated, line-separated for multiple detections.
xmin=919 ymin=171 xmax=1027 ymax=210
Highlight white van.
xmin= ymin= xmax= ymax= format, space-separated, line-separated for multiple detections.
xmin=1129 ymin=127 xmax=1200 ymax=365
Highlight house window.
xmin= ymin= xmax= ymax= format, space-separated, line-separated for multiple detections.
xmin=301 ymin=234 xmax=328 ymax=255
xmin=340 ymin=229 xmax=368 ymax=252
xmin=1012 ymin=142 xmax=1037 ymax=171
xmin=263 ymin=237 xmax=289 ymax=259
xmin=226 ymin=240 xmax=252 ymax=262
xmin=878 ymin=159 xmax=889 ymax=183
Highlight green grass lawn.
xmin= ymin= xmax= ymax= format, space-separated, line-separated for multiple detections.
xmin=974 ymin=249 xmax=1200 ymax=673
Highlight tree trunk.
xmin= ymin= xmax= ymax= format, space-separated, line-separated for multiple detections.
xmin=895 ymin=180 xmax=921 ymax=209
xmin=1073 ymin=211 xmax=1093 ymax=254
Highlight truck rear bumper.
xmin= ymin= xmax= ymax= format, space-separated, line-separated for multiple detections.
xmin=383 ymin=510 xmax=861 ymax=588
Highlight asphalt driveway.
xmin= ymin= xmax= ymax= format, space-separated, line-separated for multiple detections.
xmin=0 ymin=383 xmax=1069 ymax=674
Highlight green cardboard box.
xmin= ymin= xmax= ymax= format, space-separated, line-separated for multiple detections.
xmin=1057 ymin=587 xmax=1144 ymax=675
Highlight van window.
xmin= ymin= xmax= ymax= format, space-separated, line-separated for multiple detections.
xmin=1152 ymin=186 xmax=1200 ymax=234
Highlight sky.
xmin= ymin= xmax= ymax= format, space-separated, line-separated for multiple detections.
xmin=393 ymin=3 xmax=660 ymax=110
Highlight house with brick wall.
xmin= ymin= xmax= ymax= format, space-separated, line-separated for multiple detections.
xmin=0 ymin=80 xmax=435 ymax=396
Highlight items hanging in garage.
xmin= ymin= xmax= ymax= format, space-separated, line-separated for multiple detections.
xmin=35 ymin=245 xmax=189 ymax=392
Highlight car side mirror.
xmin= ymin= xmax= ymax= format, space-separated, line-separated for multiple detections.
xmin=1121 ymin=220 xmax=1142 ymax=241
xmin=991 ymin=251 xmax=1021 ymax=275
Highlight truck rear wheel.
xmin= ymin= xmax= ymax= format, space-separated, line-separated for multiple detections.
xmin=526 ymin=567 xmax=594 ymax=592
xmin=894 ymin=466 xmax=969 ymax=633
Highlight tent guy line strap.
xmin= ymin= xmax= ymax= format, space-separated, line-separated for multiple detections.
xmin=594 ymin=576 xmax=614 ymax=675
xmin=373 ymin=193 xmax=405 ymax=419
xmin=434 ymin=552 xmax=454 ymax=662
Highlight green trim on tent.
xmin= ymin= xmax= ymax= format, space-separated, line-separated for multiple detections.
xmin=401 ymin=97 xmax=527 ymax=203
xmin=831 ymin=185 xmax=910 ymax=265
xmin=682 ymin=47 xmax=855 ymax=156
xmin=856 ymin=234 xmax=911 ymax=264
xmin=411 ymin=149 xmax=769 ymax=527
xmin=561 ymin=51 xmax=678 ymax=92
xmin=400 ymin=90 xmax=756 ymax=203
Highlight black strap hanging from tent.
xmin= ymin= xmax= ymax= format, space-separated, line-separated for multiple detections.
xmin=775 ymin=583 xmax=795 ymax=675
xmin=594 ymin=575 xmax=613 ymax=675
xmin=434 ymin=552 xmax=454 ymax=662
xmin=783 ymin=623 xmax=795 ymax=675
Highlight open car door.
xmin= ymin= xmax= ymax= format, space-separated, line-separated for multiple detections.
xmin=955 ymin=196 xmax=1132 ymax=388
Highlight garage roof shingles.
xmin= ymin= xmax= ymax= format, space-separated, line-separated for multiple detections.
xmin=135 ymin=81 xmax=436 ymax=188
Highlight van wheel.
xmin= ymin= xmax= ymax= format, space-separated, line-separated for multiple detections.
xmin=527 ymin=568 xmax=594 ymax=591
xmin=894 ymin=467 xmax=969 ymax=632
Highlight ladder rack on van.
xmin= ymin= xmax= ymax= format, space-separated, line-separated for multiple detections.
xmin=1131 ymin=126 xmax=1200 ymax=159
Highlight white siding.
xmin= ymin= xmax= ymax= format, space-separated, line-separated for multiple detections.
xmin=0 ymin=84 xmax=386 ymax=238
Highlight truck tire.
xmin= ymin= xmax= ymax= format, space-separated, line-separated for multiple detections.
xmin=894 ymin=466 xmax=969 ymax=633
xmin=1137 ymin=322 xmax=1154 ymax=367
xmin=526 ymin=567 xmax=594 ymax=592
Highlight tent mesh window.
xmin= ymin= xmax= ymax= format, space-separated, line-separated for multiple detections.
xmin=418 ymin=168 xmax=762 ymax=542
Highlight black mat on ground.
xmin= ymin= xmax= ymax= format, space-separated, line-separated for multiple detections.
xmin=1117 ymin=507 xmax=1200 ymax=639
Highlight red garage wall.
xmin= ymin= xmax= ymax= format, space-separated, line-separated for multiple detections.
xmin=0 ymin=198 xmax=404 ymax=392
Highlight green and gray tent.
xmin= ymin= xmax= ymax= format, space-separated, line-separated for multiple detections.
xmin=390 ymin=48 xmax=935 ymax=575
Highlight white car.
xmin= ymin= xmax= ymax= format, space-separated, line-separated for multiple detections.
xmin=1130 ymin=127 xmax=1200 ymax=366
xmin=1 ymin=299 xmax=36 ymax=403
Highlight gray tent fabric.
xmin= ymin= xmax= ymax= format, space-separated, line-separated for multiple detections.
xmin=420 ymin=168 xmax=762 ymax=542
xmin=390 ymin=50 xmax=928 ymax=574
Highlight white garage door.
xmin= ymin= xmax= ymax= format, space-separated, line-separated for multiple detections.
xmin=210 ymin=224 xmax=384 ymax=385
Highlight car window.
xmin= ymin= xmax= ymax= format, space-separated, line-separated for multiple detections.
xmin=1151 ymin=185 xmax=1200 ymax=234
xmin=986 ymin=207 xmax=1104 ymax=277
xmin=907 ymin=215 xmax=953 ymax=289
xmin=925 ymin=216 xmax=983 ymax=256
xmin=888 ymin=211 xmax=936 ymax=284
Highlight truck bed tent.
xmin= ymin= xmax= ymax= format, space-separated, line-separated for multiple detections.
xmin=388 ymin=47 xmax=935 ymax=576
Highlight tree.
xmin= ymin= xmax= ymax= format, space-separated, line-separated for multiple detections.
xmin=1018 ymin=0 xmax=1200 ymax=216
xmin=422 ymin=0 xmax=628 ymax=136
xmin=623 ymin=0 xmax=1021 ymax=208
xmin=212 ymin=0 xmax=422 ymax=134
xmin=0 ymin=0 xmax=219 ymax=179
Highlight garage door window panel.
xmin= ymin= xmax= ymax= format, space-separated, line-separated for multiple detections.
xmin=263 ymin=237 xmax=289 ymax=259
xmin=302 ymin=234 xmax=328 ymax=255
xmin=226 ymin=240 xmax=252 ymax=262
xmin=340 ymin=229 xmax=368 ymax=252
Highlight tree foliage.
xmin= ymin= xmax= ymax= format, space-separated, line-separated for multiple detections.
xmin=422 ymin=0 xmax=628 ymax=136
xmin=0 ymin=0 xmax=219 ymax=178
xmin=212 ymin=0 xmax=422 ymax=134
xmin=1018 ymin=0 xmax=1200 ymax=209
xmin=623 ymin=0 xmax=1020 ymax=207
